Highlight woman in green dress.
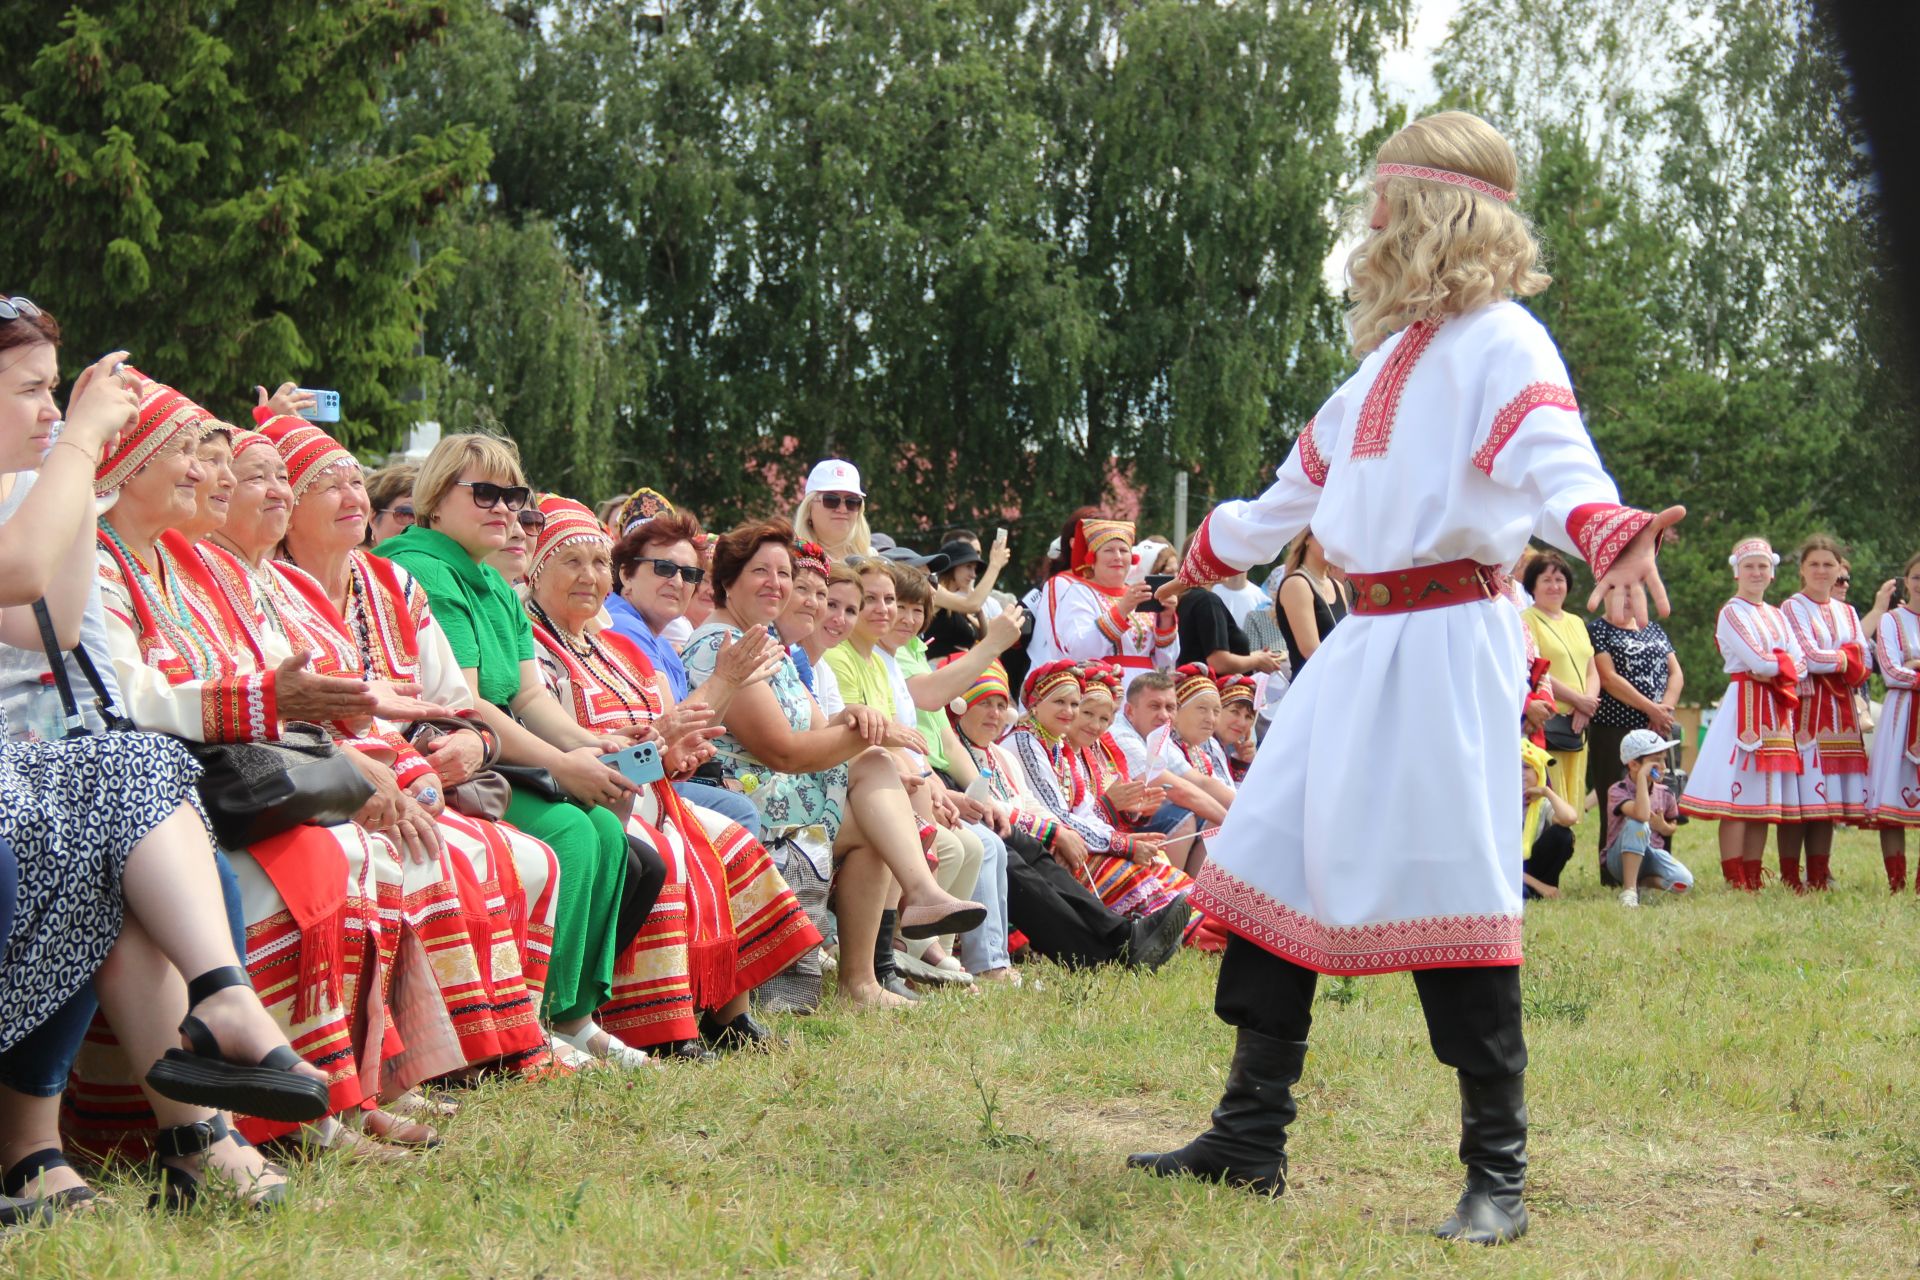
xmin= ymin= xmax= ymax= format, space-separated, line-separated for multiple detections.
xmin=379 ymin=433 xmax=661 ymax=1070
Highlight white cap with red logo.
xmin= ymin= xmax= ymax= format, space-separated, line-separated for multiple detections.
xmin=804 ymin=459 xmax=865 ymax=497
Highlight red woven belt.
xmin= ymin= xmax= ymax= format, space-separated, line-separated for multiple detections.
xmin=1110 ymin=655 xmax=1154 ymax=670
xmin=1347 ymin=559 xmax=1505 ymax=616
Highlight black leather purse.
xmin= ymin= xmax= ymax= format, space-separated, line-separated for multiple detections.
xmin=1541 ymin=713 xmax=1586 ymax=753
xmin=33 ymin=600 xmax=372 ymax=847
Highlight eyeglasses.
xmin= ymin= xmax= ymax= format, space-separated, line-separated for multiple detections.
xmin=644 ymin=558 xmax=705 ymax=585
xmin=0 ymin=297 xmax=42 ymax=322
xmin=378 ymin=504 xmax=416 ymax=524
xmin=455 ymin=480 xmax=532 ymax=512
xmin=517 ymin=509 xmax=548 ymax=533
xmin=1835 ymin=576 xmax=1851 ymax=588
xmin=815 ymin=493 xmax=864 ymax=512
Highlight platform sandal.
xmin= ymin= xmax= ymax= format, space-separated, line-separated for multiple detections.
xmin=0 ymin=1148 xmax=97 ymax=1211
xmin=142 ymin=966 xmax=331 ymax=1123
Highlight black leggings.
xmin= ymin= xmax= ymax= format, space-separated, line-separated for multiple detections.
xmin=1213 ymin=935 xmax=1527 ymax=1080
xmin=612 ymin=833 xmax=667 ymax=957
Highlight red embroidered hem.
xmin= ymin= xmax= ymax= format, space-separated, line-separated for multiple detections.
xmin=1676 ymin=796 xmax=1795 ymax=825
xmin=1175 ymin=515 xmax=1238 ymax=588
xmin=1191 ymin=866 xmax=1523 ymax=976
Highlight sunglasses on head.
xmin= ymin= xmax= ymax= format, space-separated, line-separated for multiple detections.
xmin=456 ymin=480 xmax=532 ymax=512
xmin=0 ymin=297 xmax=42 ymax=322
xmin=816 ymin=492 xmax=863 ymax=512
xmin=645 ymin=558 xmax=705 ymax=585
xmin=517 ymin=509 xmax=548 ymax=533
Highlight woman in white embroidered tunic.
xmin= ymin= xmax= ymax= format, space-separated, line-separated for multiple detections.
xmin=1025 ymin=513 xmax=1176 ymax=690
xmin=1128 ymin=112 xmax=1680 ymax=1248
xmin=1776 ymin=534 xmax=1872 ymax=890
xmin=1678 ymin=539 xmax=1807 ymax=889
xmin=1864 ymin=552 xmax=1920 ymax=889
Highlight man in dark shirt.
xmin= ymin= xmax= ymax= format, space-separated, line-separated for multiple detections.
xmin=1175 ymin=586 xmax=1286 ymax=677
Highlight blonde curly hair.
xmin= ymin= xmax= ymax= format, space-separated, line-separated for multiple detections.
xmin=1344 ymin=111 xmax=1550 ymax=356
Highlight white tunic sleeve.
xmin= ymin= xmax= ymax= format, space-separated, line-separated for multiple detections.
xmin=1176 ymin=390 xmax=1345 ymax=587
xmin=1466 ymin=320 xmax=1649 ymax=577
xmin=1036 ymin=576 xmax=1125 ymax=663
xmin=1717 ymin=602 xmax=1782 ymax=678
xmin=1879 ymin=612 xmax=1918 ymax=690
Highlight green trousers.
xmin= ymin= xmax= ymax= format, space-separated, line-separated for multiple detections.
xmin=503 ymin=789 xmax=629 ymax=1022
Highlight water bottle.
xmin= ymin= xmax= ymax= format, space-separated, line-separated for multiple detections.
xmin=0 ymin=685 xmax=36 ymax=742
xmin=27 ymin=672 xmax=67 ymax=742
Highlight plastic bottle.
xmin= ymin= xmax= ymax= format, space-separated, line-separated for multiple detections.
xmin=27 ymin=672 xmax=66 ymax=742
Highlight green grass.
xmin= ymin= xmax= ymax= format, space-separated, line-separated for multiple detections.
xmin=7 ymin=817 xmax=1919 ymax=1278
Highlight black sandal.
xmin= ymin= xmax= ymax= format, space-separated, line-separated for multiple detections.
xmin=142 ymin=966 xmax=332 ymax=1123
xmin=150 ymin=1114 xmax=288 ymax=1212
xmin=0 ymin=1149 xmax=96 ymax=1211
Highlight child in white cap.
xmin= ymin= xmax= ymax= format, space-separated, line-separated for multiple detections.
xmin=1605 ymin=729 xmax=1691 ymax=906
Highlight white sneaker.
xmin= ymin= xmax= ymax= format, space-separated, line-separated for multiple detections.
xmin=1619 ymin=889 xmax=1640 ymax=908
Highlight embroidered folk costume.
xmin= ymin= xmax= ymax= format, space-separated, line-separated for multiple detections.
xmin=189 ymin=422 xmax=554 ymax=1078
xmin=76 ymin=390 xmax=400 ymax=1150
xmin=1865 ymin=604 xmax=1920 ymax=847
xmin=1171 ymin=300 xmax=1652 ymax=976
xmin=1780 ymin=588 xmax=1872 ymax=826
xmin=1679 ymin=543 xmax=1806 ymax=836
xmin=1214 ymin=674 xmax=1260 ymax=785
xmin=1065 ymin=664 xmax=1208 ymax=944
xmin=1027 ymin=518 xmax=1176 ymax=690
xmin=525 ymin=499 xmax=820 ymax=1049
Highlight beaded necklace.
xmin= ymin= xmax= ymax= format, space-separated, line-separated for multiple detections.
xmin=1022 ymin=718 xmax=1086 ymax=807
xmin=529 ymin=599 xmax=662 ymax=729
xmin=100 ymin=520 xmax=224 ymax=677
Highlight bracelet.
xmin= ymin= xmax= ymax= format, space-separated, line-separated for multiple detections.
xmin=51 ymin=438 xmax=99 ymax=465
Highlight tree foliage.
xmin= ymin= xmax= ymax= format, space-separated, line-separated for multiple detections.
xmin=0 ymin=1 xmax=489 ymax=449
xmin=393 ymin=0 xmax=1407 ymax=556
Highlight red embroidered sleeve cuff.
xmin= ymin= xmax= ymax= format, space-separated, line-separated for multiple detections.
xmin=1175 ymin=515 xmax=1238 ymax=589
xmin=1566 ymin=503 xmax=1655 ymax=580
xmin=201 ymin=671 xmax=278 ymax=742
xmin=390 ymin=739 xmax=434 ymax=789
xmin=1096 ymin=606 xmax=1128 ymax=646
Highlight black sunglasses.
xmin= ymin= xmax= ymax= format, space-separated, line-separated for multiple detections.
xmin=517 ymin=509 xmax=548 ymax=532
xmin=816 ymin=492 xmax=864 ymax=512
xmin=0 ymin=296 xmax=42 ymax=322
xmin=644 ymin=558 xmax=705 ymax=585
xmin=455 ymin=480 xmax=532 ymax=512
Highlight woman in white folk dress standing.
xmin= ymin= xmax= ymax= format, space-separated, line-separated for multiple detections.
xmin=1864 ymin=552 xmax=1920 ymax=890
xmin=1678 ymin=539 xmax=1806 ymax=890
xmin=1776 ymin=534 xmax=1871 ymax=890
xmin=1127 ymin=111 xmax=1681 ymax=1247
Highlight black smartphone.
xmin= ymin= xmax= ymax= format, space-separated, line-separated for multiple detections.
xmin=1138 ymin=573 xmax=1175 ymax=614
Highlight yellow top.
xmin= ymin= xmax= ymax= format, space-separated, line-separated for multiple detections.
xmin=1523 ymin=605 xmax=1595 ymax=714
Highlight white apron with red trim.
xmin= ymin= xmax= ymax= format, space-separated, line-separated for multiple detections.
xmin=1175 ymin=300 xmax=1650 ymax=975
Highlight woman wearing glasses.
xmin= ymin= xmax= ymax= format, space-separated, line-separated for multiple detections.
xmin=364 ymin=462 xmax=418 ymax=546
xmin=791 ymin=458 xmax=873 ymax=562
xmin=380 ymin=435 xmax=665 ymax=1069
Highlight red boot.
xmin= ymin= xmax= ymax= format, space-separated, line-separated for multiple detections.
xmin=1806 ymin=854 xmax=1832 ymax=891
xmin=1721 ymin=857 xmax=1745 ymax=889
xmin=1741 ymin=859 xmax=1764 ymax=892
xmin=1779 ymin=854 xmax=1804 ymax=894
xmin=1889 ymin=855 xmax=1910 ymax=895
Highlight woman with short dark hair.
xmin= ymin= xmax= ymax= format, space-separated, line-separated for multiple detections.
xmin=1521 ymin=551 xmax=1600 ymax=813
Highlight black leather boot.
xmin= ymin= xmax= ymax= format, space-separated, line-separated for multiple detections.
xmin=1432 ymin=1071 xmax=1529 ymax=1244
xmin=1126 ymin=1028 xmax=1305 ymax=1195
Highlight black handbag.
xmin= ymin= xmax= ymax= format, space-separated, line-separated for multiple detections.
xmin=32 ymin=600 xmax=371 ymax=847
xmin=493 ymin=764 xmax=577 ymax=806
xmin=1542 ymin=713 xmax=1586 ymax=753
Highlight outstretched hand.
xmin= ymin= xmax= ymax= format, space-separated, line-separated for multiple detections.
xmin=1587 ymin=506 xmax=1685 ymax=628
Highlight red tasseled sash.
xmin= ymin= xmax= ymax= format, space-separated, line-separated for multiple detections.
xmin=1804 ymin=642 xmax=1869 ymax=774
xmin=1732 ymin=652 xmax=1802 ymax=774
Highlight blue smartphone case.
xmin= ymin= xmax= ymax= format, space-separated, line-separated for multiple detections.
xmin=297 ymin=389 xmax=341 ymax=423
xmin=609 ymin=741 xmax=665 ymax=787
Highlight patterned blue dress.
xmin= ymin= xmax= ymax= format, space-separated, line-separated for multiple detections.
xmin=0 ymin=708 xmax=205 ymax=1051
